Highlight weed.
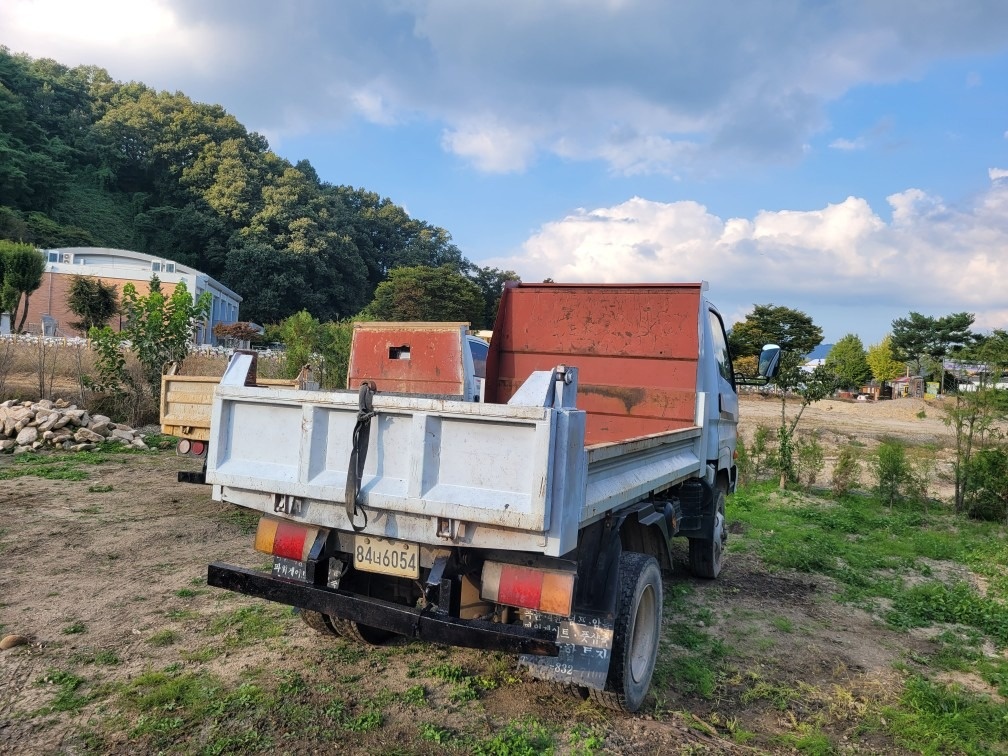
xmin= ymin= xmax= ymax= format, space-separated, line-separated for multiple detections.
xmin=344 ymin=709 xmax=382 ymax=732
xmin=400 ymin=684 xmax=427 ymax=706
xmin=473 ymin=716 xmax=555 ymax=755
xmin=70 ymin=649 xmax=120 ymax=666
xmin=567 ymin=723 xmax=607 ymax=754
xmin=62 ymin=620 xmax=86 ymax=635
xmin=174 ymin=587 xmax=201 ymax=598
xmin=216 ymin=506 xmax=259 ymax=535
xmin=146 ymin=630 xmax=177 ymax=647
xmin=35 ymin=669 xmax=93 ymax=713
xmin=429 ymin=662 xmax=467 ymax=683
xmin=87 ymin=484 xmax=113 ymax=493
xmin=771 ymin=616 xmax=794 ymax=633
xmin=741 ymin=679 xmax=802 ymax=710
xmin=885 ymin=675 xmax=1008 ymax=754
xmin=207 ymin=604 xmax=290 ymax=646
xmin=885 ymin=581 xmax=1008 ymax=645
xmin=420 ymin=722 xmax=456 ymax=744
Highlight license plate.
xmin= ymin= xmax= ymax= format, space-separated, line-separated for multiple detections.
xmin=353 ymin=536 xmax=419 ymax=578
xmin=272 ymin=556 xmax=307 ymax=582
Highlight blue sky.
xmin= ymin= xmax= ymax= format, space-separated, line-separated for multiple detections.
xmin=3 ymin=0 xmax=1008 ymax=344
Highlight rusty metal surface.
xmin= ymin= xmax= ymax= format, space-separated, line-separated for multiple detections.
xmin=487 ymin=283 xmax=702 ymax=445
xmin=346 ymin=322 xmax=469 ymax=396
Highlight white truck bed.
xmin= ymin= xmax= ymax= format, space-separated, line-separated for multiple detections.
xmin=207 ymin=374 xmax=705 ymax=558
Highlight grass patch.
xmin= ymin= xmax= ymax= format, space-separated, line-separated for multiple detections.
xmin=62 ymin=620 xmax=86 ymax=635
xmin=473 ymin=716 xmax=555 ymax=755
xmin=215 ymin=506 xmax=259 ymax=535
xmin=35 ymin=669 xmax=94 ymax=713
xmin=206 ymin=604 xmax=291 ymax=647
xmin=885 ymin=675 xmax=1008 ymax=754
xmin=87 ymin=484 xmax=113 ymax=493
xmin=146 ymin=630 xmax=177 ymax=647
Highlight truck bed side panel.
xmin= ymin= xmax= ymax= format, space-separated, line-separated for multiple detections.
xmin=207 ymin=387 xmax=565 ymax=534
xmin=487 ymin=283 xmax=701 ymax=445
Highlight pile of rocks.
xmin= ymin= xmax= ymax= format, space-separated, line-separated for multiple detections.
xmin=0 ymin=398 xmax=148 ymax=454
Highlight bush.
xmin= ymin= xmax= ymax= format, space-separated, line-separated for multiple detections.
xmin=963 ymin=447 xmax=1008 ymax=522
xmin=873 ymin=438 xmax=911 ymax=508
xmin=831 ymin=446 xmax=862 ymax=497
xmin=741 ymin=425 xmax=775 ymax=483
xmin=795 ymin=435 xmax=825 ymax=488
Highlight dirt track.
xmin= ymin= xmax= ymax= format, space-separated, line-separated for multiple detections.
xmin=0 ymin=395 xmax=970 ymax=753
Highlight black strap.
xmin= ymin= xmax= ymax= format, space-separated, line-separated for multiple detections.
xmin=345 ymin=382 xmax=376 ymax=532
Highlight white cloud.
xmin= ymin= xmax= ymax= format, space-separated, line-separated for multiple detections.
xmin=440 ymin=119 xmax=538 ymax=173
xmin=829 ymin=137 xmax=866 ymax=151
xmin=990 ymin=168 xmax=1008 ymax=181
xmin=5 ymin=1 xmax=1008 ymax=175
xmin=488 ymin=179 xmax=1008 ymax=341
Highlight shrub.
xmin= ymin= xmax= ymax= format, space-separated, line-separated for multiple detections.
xmin=795 ymin=435 xmax=825 ymax=488
xmin=831 ymin=446 xmax=862 ymax=497
xmin=963 ymin=447 xmax=1008 ymax=522
xmin=873 ymin=438 xmax=911 ymax=508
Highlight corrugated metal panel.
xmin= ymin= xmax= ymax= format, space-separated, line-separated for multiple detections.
xmin=487 ymin=283 xmax=701 ymax=444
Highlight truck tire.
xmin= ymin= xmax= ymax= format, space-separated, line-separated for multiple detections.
xmin=688 ymin=489 xmax=726 ymax=579
xmin=299 ymin=610 xmax=396 ymax=645
xmin=589 ymin=552 xmax=662 ymax=713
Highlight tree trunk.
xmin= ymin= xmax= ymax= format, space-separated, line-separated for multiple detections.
xmin=9 ymin=293 xmax=24 ymax=334
xmin=16 ymin=293 xmax=33 ymax=333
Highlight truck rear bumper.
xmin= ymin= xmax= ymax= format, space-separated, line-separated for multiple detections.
xmin=207 ymin=563 xmax=559 ymax=657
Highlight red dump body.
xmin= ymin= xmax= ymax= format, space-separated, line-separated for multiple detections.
xmin=486 ymin=282 xmax=702 ymax=445
xmin=347 ymin=322 xmax=470 ymax=397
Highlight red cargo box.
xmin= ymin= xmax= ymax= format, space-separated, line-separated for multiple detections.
xmin=347 ymin=322 xmax=470 ymax=397
xmin=487 ymin=283 xmax=701 ymax=445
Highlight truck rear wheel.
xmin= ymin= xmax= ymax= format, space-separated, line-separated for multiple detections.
xmin=299 ymin=610 xmax=396 ymax=645
xmin=688 ymin=490 xmax=726 ymax=579
xmin=590 ymin=552 xmax=662 ymax=713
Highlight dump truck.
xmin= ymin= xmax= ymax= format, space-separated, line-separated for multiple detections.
xmin=194 ymin=283 xmax=779 ymax=712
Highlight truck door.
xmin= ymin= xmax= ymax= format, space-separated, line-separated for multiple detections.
xmin=707 ymin=308 xmax=738 ymax=486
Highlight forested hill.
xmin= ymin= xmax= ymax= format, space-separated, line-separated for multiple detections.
xmin=0 ymin=47 xmax=505 ymax=325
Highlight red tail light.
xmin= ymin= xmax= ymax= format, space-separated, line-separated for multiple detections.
xmin=480 ymin=561 xmax=575 ymax=616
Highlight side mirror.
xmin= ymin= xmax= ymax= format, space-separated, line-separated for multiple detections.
xmin=758 ymin=344 xmax=781 ymax=379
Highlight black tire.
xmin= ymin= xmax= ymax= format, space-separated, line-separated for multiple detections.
xmin=688 ymin=489 xmax=727 ymax=579
xmin=299 ymin=609 xmax=340 ymax=636
xmin=590 ymin=552 xmax=662 ymax=713
xmin=299 ymin=610 xmax=396 ymax=645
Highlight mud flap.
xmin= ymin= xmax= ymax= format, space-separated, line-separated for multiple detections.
xmin=518 ymin=610 xmax=615 ymax=690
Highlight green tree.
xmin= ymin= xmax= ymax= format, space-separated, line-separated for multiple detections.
xmin=731 ymin=304 xmax=830 ymax=487
xmin=891 ymin=311 xmax=975 ymax=378
xmin=66 ymin=274 xmax=119 ymax=333
xmin=362 ymin=265 xmax=484 ymax=325
xmin=465 ymin=264 xmax=520 ymax=329
xmin=0 ymin=241 xmax=46 ymax=332
xmin=825 ymin=333 xmax=871 ymax=390
xmin=866 ymin=335 xmax=905 ymax=388
xmin=728 ymin=303 xmax=823 ymax=358
xmin=943 ymin=330 xmax=1008 ymax=514
xmin=117 ymin=277 xmax=211 ymax=401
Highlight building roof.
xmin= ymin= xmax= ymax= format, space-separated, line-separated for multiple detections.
xmin=46 ymin=247 xmax=241 ymax=302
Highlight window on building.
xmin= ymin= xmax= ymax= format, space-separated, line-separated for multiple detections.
xmin=48 ymin=251 xmax=60 ymax=263
xmin=164 ymin=262 xmax=176 ymax=273
xmin=151 ymin=262 xmax=162 ymax=273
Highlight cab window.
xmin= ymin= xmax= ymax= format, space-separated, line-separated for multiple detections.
xmin=467 ymin=338 xmax=488 ymax=379
xmin=707 ymin=310 xmax=735 ymax=389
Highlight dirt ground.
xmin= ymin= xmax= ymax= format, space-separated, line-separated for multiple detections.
xmin=0 ymin=394 xmax=968 ymax=754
